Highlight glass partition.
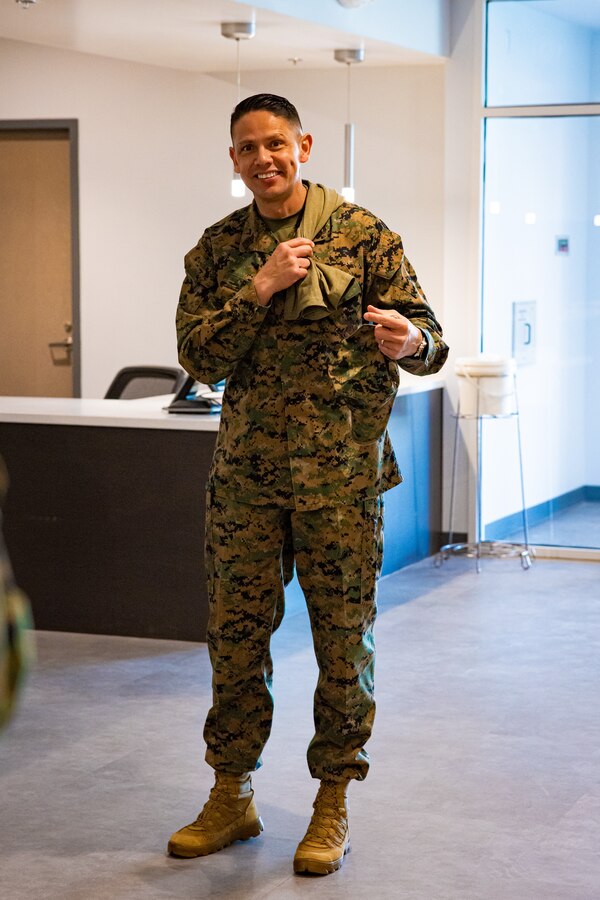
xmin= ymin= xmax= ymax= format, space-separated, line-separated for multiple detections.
xmin=486 ymin=0 xmax=600 ymax=106
xmin=481 ymin=114 xmax=600 ymax=549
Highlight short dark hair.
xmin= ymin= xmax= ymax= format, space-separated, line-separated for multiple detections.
xmin=230 ymin=93 xmax=303 ymax=137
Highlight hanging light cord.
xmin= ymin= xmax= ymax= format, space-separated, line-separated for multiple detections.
xmin=236 ymin=38 xmax=241 ymax=105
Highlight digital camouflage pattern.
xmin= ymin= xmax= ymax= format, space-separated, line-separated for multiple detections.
xmin=203 ymin=490 xmax=383 ymax=781
xmin=177 ymin=184 xmax=447 ymax=782
xmin=0 ymin=458 xmax=34 ymax=729
xmin=177 ymin=185 xmax=448 ymax=511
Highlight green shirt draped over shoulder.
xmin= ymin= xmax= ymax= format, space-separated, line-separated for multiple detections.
xmin=176 ymin=183 xmax=448 ymax=510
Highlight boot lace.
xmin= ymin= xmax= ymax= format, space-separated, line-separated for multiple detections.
xmin=302 ymin=783 xmax=347 ymax=849
xmin=193 ymin=783 xmax=250 ymax=832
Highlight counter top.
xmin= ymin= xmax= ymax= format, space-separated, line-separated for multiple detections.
xmin=0 ymin=394 xmax=221 ymax=430
xmin=0 ymin=376 xmax=445 ymax=430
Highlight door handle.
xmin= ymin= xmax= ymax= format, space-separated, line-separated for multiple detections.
xmin=48 ymin=333 xmax=73 ymax=366
xmin=48 ymin=321 xmax=73 ymax=365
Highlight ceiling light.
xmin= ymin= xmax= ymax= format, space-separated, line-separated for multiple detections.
xmin=221 ymin=21 xmax=255 ymax=41
xmin=336 ymin=0 xmax=375 ymax=8
xmin=15 ymin=0 xmax=38 ymax=7
xmin=221 ymin=21 xmax=256 ymax=199
xmin=334 ymin=48 xmax=365 ymax=203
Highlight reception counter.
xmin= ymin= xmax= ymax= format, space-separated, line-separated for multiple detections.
xmin=0 ymin=379 xmax=444 ymax=641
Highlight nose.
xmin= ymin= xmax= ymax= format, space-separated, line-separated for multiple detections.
xmin=256 ymin=144 xmax=272 ymax=166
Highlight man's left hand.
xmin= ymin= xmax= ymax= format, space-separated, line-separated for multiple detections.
xmin=363 ymin=305 xmax=423 ymax=360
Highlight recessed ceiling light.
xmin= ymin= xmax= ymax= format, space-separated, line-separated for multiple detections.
xmin=336 ymin=0 xmax=375 ymax=8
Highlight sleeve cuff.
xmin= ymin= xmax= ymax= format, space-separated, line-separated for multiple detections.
xmin=231 ymin=282 xmax=271 ymax=324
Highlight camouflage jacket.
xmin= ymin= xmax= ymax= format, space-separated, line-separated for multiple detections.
xmin=1 ymin=457 xmax=34 ymax=728
xmin=177 ymin=188 xmax=448 ymax=510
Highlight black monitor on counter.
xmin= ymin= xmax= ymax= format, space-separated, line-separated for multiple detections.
xmin=165 ymin=377 xmax=223 ymax=414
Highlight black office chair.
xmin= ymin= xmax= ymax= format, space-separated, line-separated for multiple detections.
xmin=104 ymin=366 xmax=188 ymax=400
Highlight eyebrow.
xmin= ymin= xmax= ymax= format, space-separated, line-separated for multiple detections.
xmin=235 ymin=131 xmax=289 ymax=145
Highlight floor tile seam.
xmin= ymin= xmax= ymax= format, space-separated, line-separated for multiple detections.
xmin=250 ymin=870 xmax=299 ymax=899
xmin=548 ymin=786 xmax=600 ymax=830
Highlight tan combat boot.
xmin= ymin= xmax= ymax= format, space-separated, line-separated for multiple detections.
xmin=167 ymin=772 xmax=263 ymax=858
xmin=293 ymin=780 xmax=350 ymax=875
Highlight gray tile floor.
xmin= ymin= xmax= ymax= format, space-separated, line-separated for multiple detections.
xmin=1 ymin=556 xmax=599 ymax=899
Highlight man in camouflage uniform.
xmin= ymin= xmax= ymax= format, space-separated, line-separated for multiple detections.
xmin=1 ymin=457 xmax=34 ymax=731
xmin=168 ymin=93 xmax=448 ymax=875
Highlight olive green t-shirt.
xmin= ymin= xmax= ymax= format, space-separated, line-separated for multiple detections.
xmin=261 ymin=212 xmax=301 ymax=244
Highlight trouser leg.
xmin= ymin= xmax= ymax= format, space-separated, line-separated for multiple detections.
xmin=292 ymin=497 xmax=384 ymax=782
xmin=203 ymin=491 xmax=288 ymax=773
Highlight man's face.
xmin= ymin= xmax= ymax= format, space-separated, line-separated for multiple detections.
xmin=229 ymin=110 xmax=312 ymax=208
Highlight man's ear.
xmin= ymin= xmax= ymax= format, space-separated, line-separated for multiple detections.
xmin=299 ymin=132 xmax=313 ymax=164
xmin=229 ymin=146 xmax=239 ymax=172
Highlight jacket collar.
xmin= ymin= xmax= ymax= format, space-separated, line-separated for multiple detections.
xmin=238 ymin=182 xmax=335 ymax=253
xmin=239 ymin=202 xmax=278 ymax=254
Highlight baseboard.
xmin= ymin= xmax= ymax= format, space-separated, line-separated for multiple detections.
xmin=532 ymin=546 xmax=600 ymax=562
xmin=485 ymin=485 xmax=600 ymax=541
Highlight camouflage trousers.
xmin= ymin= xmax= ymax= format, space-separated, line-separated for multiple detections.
xmin=203 ymin=490 xmax=384 ymax=782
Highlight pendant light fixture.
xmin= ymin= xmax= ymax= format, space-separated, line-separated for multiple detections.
xmin=336 ymin=0 xmax=375 ymax=7
xmin=334 ymin=47 xmax=365 ymax=203
xmin=221 ymin=21 xmax=256 ymax=199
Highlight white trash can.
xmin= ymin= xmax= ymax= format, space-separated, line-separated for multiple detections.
xmin=455 ymin=355 xmax=517 ymax=416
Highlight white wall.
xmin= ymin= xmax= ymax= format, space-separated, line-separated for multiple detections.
xmin=0 ymin=38 xmax=446 ymax=399
xmin=440 ymin=0 xmax=486 ymax=537
xmin=0 ymin=38 xmax=236 ymax=398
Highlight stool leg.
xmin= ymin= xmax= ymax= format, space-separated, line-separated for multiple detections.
xmin=475 ymin=382 xmax=482 ymax=573
xmin=475 ymin=414 xmax=483 ymax=573
xmin=447 ymin=403 xmax=461 ymax=548
xmin=514 ymin=377 xmax=532 ymax=568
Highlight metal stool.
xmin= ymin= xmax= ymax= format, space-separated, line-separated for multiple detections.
xmin=436 ymin=372 xmax=534 ymax=572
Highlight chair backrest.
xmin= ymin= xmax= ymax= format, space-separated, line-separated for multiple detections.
xmin=104 ymin=366 xmax=187 ymax=400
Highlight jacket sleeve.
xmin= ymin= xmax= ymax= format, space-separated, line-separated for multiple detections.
xmin=176 ymin=231 xmax=269 ymax=385
xmin=366 ymin=225 xmax=449 ymax=376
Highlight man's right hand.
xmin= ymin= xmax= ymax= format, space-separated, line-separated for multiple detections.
xmin=253 ymin=238 xmax=314 ymax=306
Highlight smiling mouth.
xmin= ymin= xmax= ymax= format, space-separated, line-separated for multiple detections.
xmin=257 ymin=172 xmax=278 ymax=181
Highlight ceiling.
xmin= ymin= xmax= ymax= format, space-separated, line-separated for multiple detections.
xmin=0 ymin=0 xmax=438 ymax=73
